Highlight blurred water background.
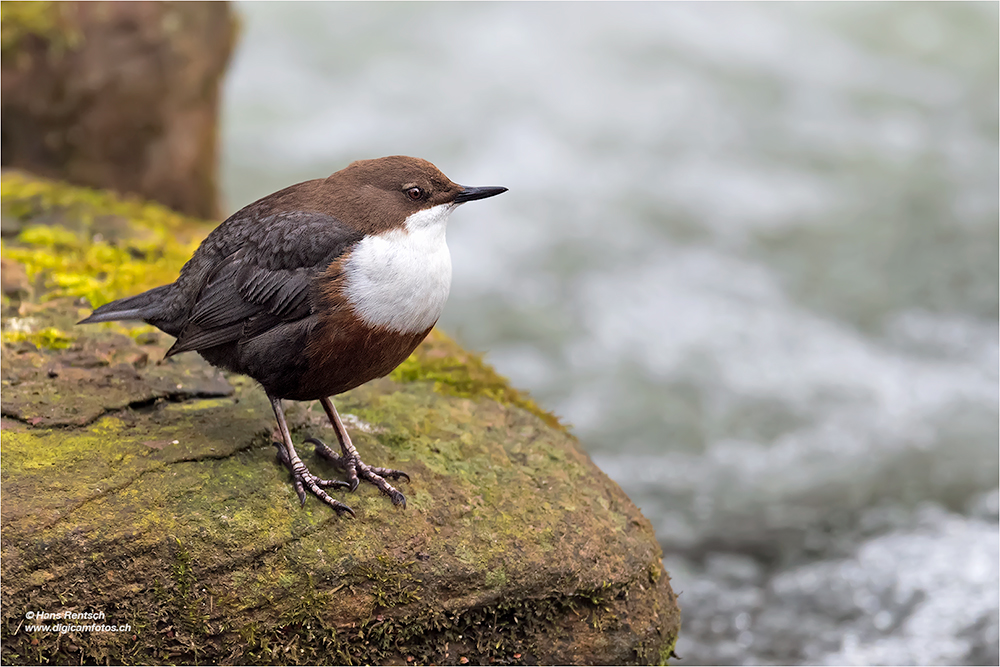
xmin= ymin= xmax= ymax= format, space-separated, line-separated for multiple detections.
xmin=220 ymin=3 xmax=999 ymax=664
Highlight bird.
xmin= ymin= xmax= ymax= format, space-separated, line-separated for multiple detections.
xmin=79 ymin=156 xmax=507 ymax=516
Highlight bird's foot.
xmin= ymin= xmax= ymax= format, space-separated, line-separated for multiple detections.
xmin=305 ymin=437 xmax=410 ymax=508
xmin=272 ymin=442 xmax=355 ymax=516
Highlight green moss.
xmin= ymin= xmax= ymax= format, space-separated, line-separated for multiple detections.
xmin=1 ymin=171 xmax=212 ymax=308
xmin=234 ymin=585 xmax=632 ymax=666
xmin=1 ymin=325 xmax=73 ymax=349
xmin=357 ymin=555 xmax=421 ymax=610
xmin=171 ymin=537 xmax=207 ymax=633
xmin=0 ymin=1 xmax=82 ymax=61
xmin=658 ymin=633 xmax=680 ymax=666
xmin=391 ymin=328 xmax=566 ymax=432
xmin=485 ymin=567 xmax=508 ymax=588
xmin=1 ymin=170 xmax=202 ymax=233
xmin=168 ymin=398 xmax=233 ymax=413
xmin=122 ymin=324 xmax=161 ymax=344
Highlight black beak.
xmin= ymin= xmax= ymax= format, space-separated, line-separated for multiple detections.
xmin=454 ymin=185 xmax=508 ymax=203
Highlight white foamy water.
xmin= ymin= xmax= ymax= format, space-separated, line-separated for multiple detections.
xmin=221 ymin=3 xmax=999 ymax=664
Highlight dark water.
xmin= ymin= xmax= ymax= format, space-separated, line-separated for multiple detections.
xmin=221 ymin=3 xmax=999 ymax=664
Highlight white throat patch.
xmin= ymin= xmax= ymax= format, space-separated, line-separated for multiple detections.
xmin=342 ymin=203 xmax=455 ymax=334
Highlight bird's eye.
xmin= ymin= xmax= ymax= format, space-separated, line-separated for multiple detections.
xmin=406 ymin=187 xmax=423 ymax=201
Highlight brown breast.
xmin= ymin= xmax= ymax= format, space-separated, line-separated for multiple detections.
xmin=290 ymin=253 xmax=434 ymax=401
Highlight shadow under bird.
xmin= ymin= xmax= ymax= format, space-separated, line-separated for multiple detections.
xmin=79 ymin=156 xmax=507 ymax=516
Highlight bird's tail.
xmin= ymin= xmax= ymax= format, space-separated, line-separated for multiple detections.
xmin=78 ymin=284 xmax=175 ymax=325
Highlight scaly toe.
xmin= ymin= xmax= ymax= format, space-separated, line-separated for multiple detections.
xmin=304 ymin=437 xmax=409 ymax=507
xmin=306 ymin=437 xmax=343 ymax=465
xmin=356 ymin=465 xmax=407 ymax=507
xmin=274 ymin=442 xmax=353 ymax=514
xmin=366 ymin=465 xmax=410 ymax=483
xmin=298 ymin=474 xmax=354 ymax=516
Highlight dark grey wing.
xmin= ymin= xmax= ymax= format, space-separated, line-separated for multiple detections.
xmin=165 ymin=211 xmax=363 ymax=357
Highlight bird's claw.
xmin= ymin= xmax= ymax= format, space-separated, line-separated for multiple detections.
xmin=273 ymin=442 xmax=354 ymax=516
xmin=306 ymin=437 xmax=409 ymax=507
xmin=388 ymin=489 xmax=407 ymax=508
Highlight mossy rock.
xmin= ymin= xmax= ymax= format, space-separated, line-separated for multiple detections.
xmin=0 ymin=172 xmax=680 ymax=665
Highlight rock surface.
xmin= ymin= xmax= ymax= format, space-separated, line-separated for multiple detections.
xmin=0 ymin=173 xmax=680 ymax=665
xmin=0 ymin=1 xmax=236 ymax=218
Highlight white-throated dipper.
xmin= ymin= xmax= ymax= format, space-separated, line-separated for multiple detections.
xmin=79 ymin=156 xmax=507 ymax=516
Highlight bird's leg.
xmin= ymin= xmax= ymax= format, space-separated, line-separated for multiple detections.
xmin=305 ymin=396 xmax=410 ymax=508
xmin=269 ymin=395 xmax=354 ymax=516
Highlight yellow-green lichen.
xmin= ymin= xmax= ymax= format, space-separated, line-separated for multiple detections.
xmin=1 ymin=325 xmax=73 ymax=349
xmin=1 ymin=171 xmax=212 ymax=308
xmin=1 ymin=170 xmax=198 ymax=232
xmin=0 ymin=1 xmax=82 ymax=61
xmin=120 ymin=324 xmax=161 ymax=344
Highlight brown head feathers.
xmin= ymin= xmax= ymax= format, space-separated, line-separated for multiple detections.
xmin=320 ymin=156 xmax=465 ymax=232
